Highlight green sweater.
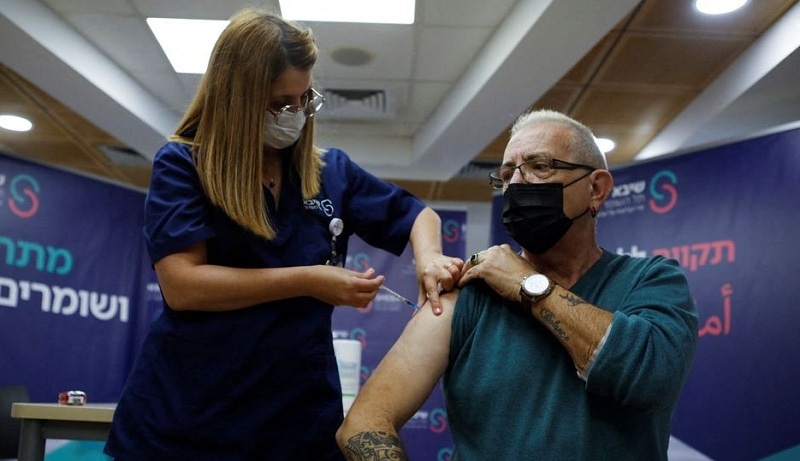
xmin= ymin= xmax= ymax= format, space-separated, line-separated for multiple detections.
xmin=444 ymin=250 xmax=697 ymax=460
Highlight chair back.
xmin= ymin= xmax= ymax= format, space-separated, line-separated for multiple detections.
xmin=0 ymin=385 xmax=30 ymax=459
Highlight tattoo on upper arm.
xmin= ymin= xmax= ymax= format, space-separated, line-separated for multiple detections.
xmin=343 ymin=431 xmax=409 ymax=461
xmin=560 ymin=292 xmax=586 ymax=307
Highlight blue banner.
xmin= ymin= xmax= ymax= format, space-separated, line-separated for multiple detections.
xmin=0 ymin=152 xmax=152 ymax=403
xmin=597 ymin=128 xmax=800 ymax=460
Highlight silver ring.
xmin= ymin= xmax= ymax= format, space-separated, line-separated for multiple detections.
xmin=470 ymin=253 xmax=480 ymax=265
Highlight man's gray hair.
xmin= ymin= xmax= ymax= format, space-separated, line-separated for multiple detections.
xmin=511 ymin=109 xmax=608 ymax=170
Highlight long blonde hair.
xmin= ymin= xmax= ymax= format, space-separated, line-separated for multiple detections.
xmin=171 ymin=8 xmax=323 ymax=240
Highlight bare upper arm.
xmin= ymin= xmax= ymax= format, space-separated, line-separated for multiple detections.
xmin=341 ymin=290 xmax=458 ymax=433
xmin=154 ymin=241 xmax=206 ymax=274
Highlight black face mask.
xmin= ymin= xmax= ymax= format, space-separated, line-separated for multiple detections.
xmin=502 ymin=173 xmax=592 ymax=254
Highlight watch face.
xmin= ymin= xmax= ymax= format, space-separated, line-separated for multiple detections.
xmin=524 ymin=274 xmax=550 ymax=295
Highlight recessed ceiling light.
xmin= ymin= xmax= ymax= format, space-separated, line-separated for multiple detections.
xmin=279 ymin=0 xmax=415 ymax=24
xmin=595 ymin=137 xmax=615 ymax=154
xmin=694 ymin=0 xmax=748 ymax=15
xmin=0 ymin=114 xmax=33 ymax=132
xmin=147 ymin=18 xmax=229 ymax=74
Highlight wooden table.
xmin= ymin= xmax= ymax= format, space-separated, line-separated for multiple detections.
xmin=10 ymin=403 xmax=115 ymax=461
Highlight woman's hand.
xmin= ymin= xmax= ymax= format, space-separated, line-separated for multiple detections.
xmin=310 ymin=266 xmax=385 ymax=308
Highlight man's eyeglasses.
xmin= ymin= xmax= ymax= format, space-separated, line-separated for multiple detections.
xmin=269 ymin=88 xmax=326 ymax=127
xmin=489 ymin=157 xmax=595 ymax=190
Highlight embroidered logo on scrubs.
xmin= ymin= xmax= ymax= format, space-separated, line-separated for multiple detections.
xmin=303 ymin=198 xmax=334 ymax=217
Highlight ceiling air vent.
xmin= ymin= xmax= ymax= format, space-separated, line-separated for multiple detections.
xmin=455 ymin=160 xmax=498 ymax=180
xmin=319 ymin=88 xmax=395 ymax=120
xmin=98 ymin=144 xmax=151 ymax=166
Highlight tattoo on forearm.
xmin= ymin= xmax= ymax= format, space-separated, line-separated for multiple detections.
xmin=560 ymin=292 xmax=586 ymax=307
xmin=343 ymin=431 xmax=409 ymax=461
xmin=541 ymin=308 xmax=569 ymax=341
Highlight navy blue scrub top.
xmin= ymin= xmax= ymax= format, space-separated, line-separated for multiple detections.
xmin=105 ymin=142 xmax=425 ymax=460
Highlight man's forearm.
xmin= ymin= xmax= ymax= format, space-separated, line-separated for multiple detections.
xmin=341 ymin=430 xmax=409 ymax=461
xmin=528 ymin=285 xmax=613 ymax=374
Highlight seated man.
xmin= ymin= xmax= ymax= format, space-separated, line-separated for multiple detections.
xmin=336 ymin=110 xmax=698 ymax=461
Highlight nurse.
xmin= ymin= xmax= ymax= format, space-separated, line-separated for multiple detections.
xmin=104 ymin=8 xmax=462 ymax=460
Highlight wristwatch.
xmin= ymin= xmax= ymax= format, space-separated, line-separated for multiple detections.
xmin=519 ymin=273 xmax=554 ymax=311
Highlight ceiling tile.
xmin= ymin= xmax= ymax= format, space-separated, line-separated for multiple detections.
xmin=560 ymin=32 xmax=621 ymax=85
xmin=414 ymin=26 xmax=494 ymax=81
xmin=406 ymin=81 xmax=451 ymax=122
xmin=419 ymin=0 xmax=518 ymax=27
xmin=595 ymin=33 xmax=751 ymax=88
xmin=312 ymin=23 xmax=415 ymax=80
xmin=66 ymin=14 xmax=175 ymax=73
xmin=129 ymin=0 xmax=260 ymax=20
xmin=43 ymin=0 xmax=135 ymax=15
xmin=474 ymin=133 xmax=510 ymax=162
xmin=572 ymin=86 xmax=697 ymax=163
xmin=532 ymin=86 xmax=583 ymax=116
xmin=435 ymin=178 xmax=493 ymax=202
xmin=631 ymin=0 xmax=798 ymax=36
xmin=574 ymin=87 xmax=696 ymax=130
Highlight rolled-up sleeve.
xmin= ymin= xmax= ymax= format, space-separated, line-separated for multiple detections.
xmin=585 ymin=257 xmax=698 ymax=411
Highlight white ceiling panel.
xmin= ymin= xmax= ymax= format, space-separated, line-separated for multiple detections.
xmin=129 ymin=0 xmax=264 ymax=20
xmin=419 ymin=0 xmax=519 ymax=27
xmin=407 ymin=81 xmax=453 ymax=121
xmin=312 ymin=23 xmax=416 ymax=80
xmin=64 ymin=14 xmax=171 ymax=72
xmin=413 ymin=26 xmax=494 ymax=81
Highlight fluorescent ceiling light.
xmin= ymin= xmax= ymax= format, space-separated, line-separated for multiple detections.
xmin=279 ymin=0 xmax=415 ymax=24
xmin=694 ymin=0 xmax=748 ymax=15
xmin=147 ymin=3 xmax=414 ymax=75
xmin=147 ymin=18 xmax=229 ymax=74
xmin=0 ymin=114 xmax=33 ymax=132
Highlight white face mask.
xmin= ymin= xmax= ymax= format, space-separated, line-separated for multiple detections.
xmin=263 ymin=110 xmax=307 ymax=149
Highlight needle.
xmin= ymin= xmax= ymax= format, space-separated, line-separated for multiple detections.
xmin=379 ymin=285 xmax=422 ymax=311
